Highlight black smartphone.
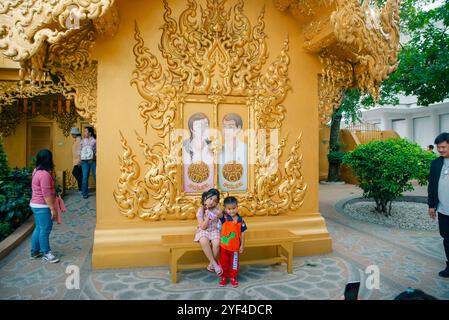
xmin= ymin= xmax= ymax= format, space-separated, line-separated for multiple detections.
xmin=344 ymin=281 xmax=360 ymax=300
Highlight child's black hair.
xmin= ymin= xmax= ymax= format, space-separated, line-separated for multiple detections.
xmin=204 ymin=188 xmax=220 ymax=203
xmin=201 ymin=192 xmax=208 ymax=205
xmin=223 ymin=196 xmax=238 ymax=207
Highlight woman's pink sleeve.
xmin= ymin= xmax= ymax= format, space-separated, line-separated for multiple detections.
xmin=39 ymin=172 xmax=55 ymax=198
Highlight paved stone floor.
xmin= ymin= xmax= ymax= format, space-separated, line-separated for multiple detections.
xmin=1 ymin=184 xmax=448 ymax=300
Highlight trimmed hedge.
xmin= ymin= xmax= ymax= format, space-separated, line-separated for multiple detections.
xmin=343 ymin=138 xmax=436 ymax=215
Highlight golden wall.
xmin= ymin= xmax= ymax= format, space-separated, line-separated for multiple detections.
xmin=91 ymin=0 xmax=332 ymax=269
xmin=319 ymin=126 xmax=330 ymax=181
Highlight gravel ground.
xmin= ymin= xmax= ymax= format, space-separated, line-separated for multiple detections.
xmin=344 ymin=200 xmax=439 ymax=231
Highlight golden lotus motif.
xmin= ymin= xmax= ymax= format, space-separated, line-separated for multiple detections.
xmin=188 ymin=162 xmax=210 ymax=184
xmin=222 ymin=162 xmax=244 ymax=182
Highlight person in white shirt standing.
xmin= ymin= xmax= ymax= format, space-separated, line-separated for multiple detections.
xmin=79 ymin=127 xmax=96 ymax=199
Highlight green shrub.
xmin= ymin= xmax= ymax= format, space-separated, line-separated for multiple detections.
xmin=0 ymin=222 xmax=13 ymax=240
xmin=343 ymin=138 xmax=436 ymax=215
xmin=0 ymin=142 xmax=33 ymax=241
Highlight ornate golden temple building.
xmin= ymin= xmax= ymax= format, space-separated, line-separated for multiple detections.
xmin=0 ymin=0 xmax=400 ymax=268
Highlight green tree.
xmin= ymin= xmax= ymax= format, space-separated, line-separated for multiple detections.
xmin=381 ymin=0 xmax=449 ymax=106
xmin=343 ymin=138 xmax=436 ymax=215
xmin=326 ymin=88 xmax=361 ymax=182
xmin=326 ymin=0 xmax=448 ymax=181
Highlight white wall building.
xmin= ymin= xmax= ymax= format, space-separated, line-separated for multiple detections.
xmin=361 ymin=97 xmax=449 ymax=148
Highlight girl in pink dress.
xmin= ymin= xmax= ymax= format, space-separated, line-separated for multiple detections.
xmin=194 ymin=188 xmax=223 ymax=275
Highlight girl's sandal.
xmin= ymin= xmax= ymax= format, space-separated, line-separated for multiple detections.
xmin=207 ymin=263 xmax=215 ymax=273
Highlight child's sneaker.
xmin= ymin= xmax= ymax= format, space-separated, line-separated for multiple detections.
xmin=42 ymin=252 xmax=60 ymax=263
xmin=230 ymin=278 xmax=239 ymax=287
xmin=219 ymin=277 xmax=228 ymax=286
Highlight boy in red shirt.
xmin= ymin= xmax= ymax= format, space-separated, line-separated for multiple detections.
xmin=219 ymin=196 xmax=247 ymax=287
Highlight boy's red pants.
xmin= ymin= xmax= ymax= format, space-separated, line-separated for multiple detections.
xmin=220 ymin=248 xmax=239 ymax=278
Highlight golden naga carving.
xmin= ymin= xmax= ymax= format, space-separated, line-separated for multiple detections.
xmin=0 ymin=0 xmax=115 ymax=61
xmin=114 ymin=0 xmax=307 ymax=220
xmin=318 ymin=50 xmax=353 ymax=126
xmin=0 ymin=2 xmax=119 ymax=127
xmin=274 ymin=0 xmax=400 ymax=125
xmin=332 ymin=0 xmax=400 ymax=100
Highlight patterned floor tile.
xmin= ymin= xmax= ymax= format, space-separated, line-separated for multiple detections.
xmin=1 ymin=186 xmax=448 ymax=300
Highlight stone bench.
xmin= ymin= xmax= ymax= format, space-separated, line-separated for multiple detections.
xmin=161 ymin=229 xmax=301 ymax=284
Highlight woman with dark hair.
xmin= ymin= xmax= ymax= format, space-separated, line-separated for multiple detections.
xmin=29 ymin=149 xmax=59 ymax=263
xmin=79 ymin=126 xmax=97 ymax=199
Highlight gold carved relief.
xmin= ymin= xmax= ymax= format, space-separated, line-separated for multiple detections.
xmin=331 ymin=0 xmax=400 ymax=100
xmin=114 ymin=0 xmax=307 ymax=220
xmin=58 ymin=62 xmax=98 ymax=127
xmin=0 ymin=3 xmax=119 ymax=128
xmin=318 ymin=50 xmax=353 ymax=125
xmin=0 ymin=95 xmax=80 ymax=137
xmin=274 ymin=0 xmax=400 ymax=125
xmin=0 ymin=0 xmax=115 ymax=61
xmin=64 ymin=169 xmax=79 ymax=190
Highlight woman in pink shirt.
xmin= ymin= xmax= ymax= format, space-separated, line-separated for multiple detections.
xmin=30 ymin=149 xmax=59 ymax=263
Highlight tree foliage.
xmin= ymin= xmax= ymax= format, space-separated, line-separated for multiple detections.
xmin=381 ymin=0 xmax=449 ymax=106
xmin=0 ymin=140 xmax=10 ymax=179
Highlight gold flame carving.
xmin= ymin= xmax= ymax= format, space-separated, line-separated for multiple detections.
xmin=238 ymin=134 xmax=307 ymax=216
xmin=113 ymin=131 xmax=142 ymax=219
xmin=114 ymin=0 xmax=307 ymax=220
